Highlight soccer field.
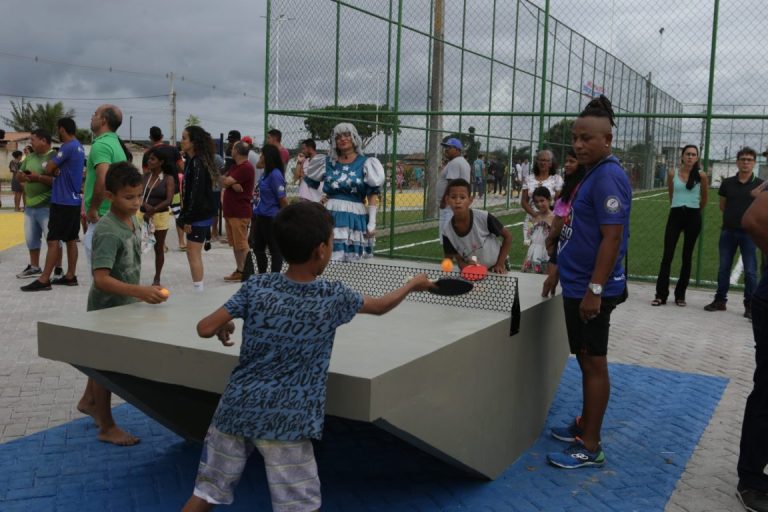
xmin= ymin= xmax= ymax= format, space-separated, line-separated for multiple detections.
xmin=376 ymin=188 xmax=730 ymax=287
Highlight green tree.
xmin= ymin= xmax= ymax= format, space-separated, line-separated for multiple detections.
xmin=303 ymin=104 xmax=399 ymax=149
xmin=2 ymin=100 xmax=74 ymax=134
xmin=184 ymin=114 xmax=201 ymax=127
xmin=76 ymin=128 xmax=93 ymax=144
xmin=541 ymin=118 xmax=575 ymax=165
xmin=511 ymin=145 xmax=532 ymax=163
xmin=444 ymin=126 xmax=481 ymax=161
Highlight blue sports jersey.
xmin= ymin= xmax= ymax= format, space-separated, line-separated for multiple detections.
xmin=50 ymin=139 xmax=85 ymax=206
xmin=557 ymin=155 xmax=631 ymax=298
xmin=213 ymin=273 xmax=363 ymax=440
xmin=254 ymin=168 xmax=286 ymax=217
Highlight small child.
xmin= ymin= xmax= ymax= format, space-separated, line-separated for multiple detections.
xmin=441 ymin=178 xmax=512 ymax=273
xmin=76 ymin=162 xmax=168 ymax=446
xmin=182 ymin=201 xmax=433 ymax=512
xmin=522 ymin=186 xmax=554 ymax=274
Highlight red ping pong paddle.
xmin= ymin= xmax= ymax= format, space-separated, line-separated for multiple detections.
xmin=461 ymin=263 xmax=488 ymax=281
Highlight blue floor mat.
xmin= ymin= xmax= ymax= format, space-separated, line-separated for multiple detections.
xmin=0 ymin=359 xmax=727 ymax=511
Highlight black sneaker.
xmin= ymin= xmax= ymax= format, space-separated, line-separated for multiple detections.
xmin=20 ymin=279 xmax=52 ymax=292
xmin=736 ymin=486 xmax=768 ymax=512
xmin=54 ymin=266 xmax=63 ymax=277
xmin=745 ymin=305 xmax=753 ymax=320
xmin=51 ymin=275 xmax=79 ymax=286
xmin=704 ymin=300 xmax=726 ymax=312
xmin=16 ymin=265 xmax=42 ymax=279
xmin=204 ymin=240 xmax=212 ymax=251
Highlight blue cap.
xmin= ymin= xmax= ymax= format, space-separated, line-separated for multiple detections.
xmin=441 ymin=137 xmax=463 ymax=150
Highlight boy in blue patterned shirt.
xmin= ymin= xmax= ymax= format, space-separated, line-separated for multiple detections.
xmin=182 ymin=201 xmax=433 ymax=512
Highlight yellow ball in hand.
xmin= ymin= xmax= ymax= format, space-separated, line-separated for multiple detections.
xmin=441 ymin=258 xmax=454 ymax=272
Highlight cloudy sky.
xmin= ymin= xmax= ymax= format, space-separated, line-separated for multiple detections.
xmin=1 ymin=1 xmax=268 ymax=143
xmin=3 ymin=0 xmax=766 ymax=159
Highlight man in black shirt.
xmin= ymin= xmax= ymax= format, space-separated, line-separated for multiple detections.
xmin=705 ymin=147 xmax=766 ymax=318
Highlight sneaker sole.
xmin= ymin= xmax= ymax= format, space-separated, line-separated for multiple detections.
xmin=551 ymin=431 xmax=578 ymax=443
xmin=17 ymin=274 xmax=42 ymax=279
xmin=547 ymin=458 xmax=605 ymax=469
xmin=736 ymin=491 xmax=760 ymax=512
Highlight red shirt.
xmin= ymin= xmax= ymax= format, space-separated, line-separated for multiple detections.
xmin=279 ymin=147 xmax=290 ymax=165
xmin=223 ymin=161 xmax=255 ymax=218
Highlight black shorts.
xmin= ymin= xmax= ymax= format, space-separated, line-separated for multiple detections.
xmin=186 ymin=225 xmax=211 ymax=244
xmin=47 ymin=203 xmax=81 ymax=242
xmin=563 ymin=295 xmax=624 ymax=357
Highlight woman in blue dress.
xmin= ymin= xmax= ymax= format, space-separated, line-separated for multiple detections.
xmin=306 ymin=123 xmax=385 ymax=261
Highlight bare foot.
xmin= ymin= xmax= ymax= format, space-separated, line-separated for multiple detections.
xmin=97 ymin=425 xmax=140 ymax=446
xmin=77 ymin=402 xmax=100 ymax=427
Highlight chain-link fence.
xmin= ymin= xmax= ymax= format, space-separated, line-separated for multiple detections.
xmin=265 ymin=0 xmax=768 ymax=285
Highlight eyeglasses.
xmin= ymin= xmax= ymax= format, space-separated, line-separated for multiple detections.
xmin=738 ymin=157 xmax=756 ymax=162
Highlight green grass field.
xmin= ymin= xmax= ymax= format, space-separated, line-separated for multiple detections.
xmin=375 ymin=188 xmax=728 ymax=287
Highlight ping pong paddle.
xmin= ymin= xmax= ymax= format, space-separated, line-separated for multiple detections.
xmin=429 ymin=277 xmax=473 ymax=296
xmin=461 ymin=263 xmax=488 ymax=281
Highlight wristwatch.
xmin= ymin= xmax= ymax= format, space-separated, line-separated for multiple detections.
xmin=588 ymin=282 xmax=603 ymax=295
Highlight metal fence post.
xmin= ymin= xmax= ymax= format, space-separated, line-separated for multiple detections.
xmin=696 ymin=0 xmax=720 ymax=285
xmin=387 ymin=0 xmax=404 ymax=257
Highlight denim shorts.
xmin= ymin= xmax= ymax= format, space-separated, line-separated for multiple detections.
xmin=24 ymin=206 xmax=49 ymax=250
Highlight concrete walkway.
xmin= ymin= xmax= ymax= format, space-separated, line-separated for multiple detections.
xmin=0 ymin=211 xmax=754 ymax=511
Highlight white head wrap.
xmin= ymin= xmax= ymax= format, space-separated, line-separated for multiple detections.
xmin=329 ymin=122 xmax=363 ymax=163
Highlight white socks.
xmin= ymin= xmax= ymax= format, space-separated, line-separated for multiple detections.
xmin=193 ymin=281 xmax=205 ymax=292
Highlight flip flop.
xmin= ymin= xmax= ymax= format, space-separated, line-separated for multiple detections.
xmin=651 ymin=298 xmax=666 ymax=306
xmin=675 ymin=299 xmax=687 ymax=307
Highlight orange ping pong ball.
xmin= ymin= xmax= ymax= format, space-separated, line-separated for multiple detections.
xmin=160 ymin=288 xmax=170 ymax=298
xmin=441 ymin=258 xmax=454 ymax=272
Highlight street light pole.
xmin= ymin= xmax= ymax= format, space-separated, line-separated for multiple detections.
xmin=262 ymin=13 xmax=296 ymax=113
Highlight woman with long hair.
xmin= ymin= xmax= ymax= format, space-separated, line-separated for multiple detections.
xmin=251 ymin=144 xmax=288 ymax=273
xmin=304 ymin=122 xmax=385 ymax=261
xmin=521 ymin=149 xmax=563 ymax=245
xmin=140 ymin=147 xmax=176 ymax=286
xmin=652 ymin=145 xmax=708 ymax=306
xmin=542 ymin=148 xmax=586 ymax=297
xmin=177 ymin=125 xmax=218 ymax=292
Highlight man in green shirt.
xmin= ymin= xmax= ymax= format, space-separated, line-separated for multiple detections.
xmin=83 ymin=104 xmax=127 ymax=268
xmin=15 ymin=129 xmax=57 ymax=279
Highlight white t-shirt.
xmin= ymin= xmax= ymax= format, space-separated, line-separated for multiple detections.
xmin=522 ymin=174 xmax=563 ymax=200
xmin=297 ymin=153 xmax=326 ymax=202
xmin=436 ymin=156 xmax=471 ymax=205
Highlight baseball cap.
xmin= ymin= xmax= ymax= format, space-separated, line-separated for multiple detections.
xmin=227 ymin=130 xmax=241 ymax=142
xmin=241 ymin=136 xmax=254 ymax=145
xmin=441 ymin=137 xmax=463 ymax=150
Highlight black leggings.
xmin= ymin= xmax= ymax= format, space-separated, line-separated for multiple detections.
xmin=250 ymin=215 xmax=283 ymax=273
xmin=655 ymin=206 xmax=702 ymax=301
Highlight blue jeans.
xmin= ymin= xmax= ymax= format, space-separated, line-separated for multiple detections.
xmin=24 ymin=206 xmax=49 ymax=251
xmin=715 ymin=228 xmax=758 ymax=305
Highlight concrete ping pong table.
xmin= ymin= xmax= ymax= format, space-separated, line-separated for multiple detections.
xmin=38 ymin=259 xmax=568 ymax=480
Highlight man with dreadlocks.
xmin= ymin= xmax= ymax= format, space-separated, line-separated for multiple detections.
xmin=546 ymin=95 xmax=632 ymax=469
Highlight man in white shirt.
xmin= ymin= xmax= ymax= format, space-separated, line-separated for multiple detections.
xmin=436 ymin=137 xmax=471 ymax=236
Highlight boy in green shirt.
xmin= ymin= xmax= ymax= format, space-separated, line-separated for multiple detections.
xmin=77 ymin=162 xmax=168 ymax=446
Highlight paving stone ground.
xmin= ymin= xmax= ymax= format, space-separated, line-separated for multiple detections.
xmin=0 ymin=209 xmax=757 ymax=511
